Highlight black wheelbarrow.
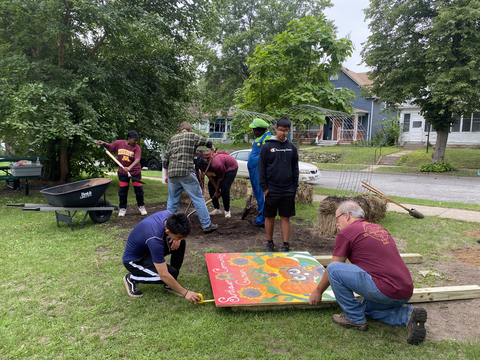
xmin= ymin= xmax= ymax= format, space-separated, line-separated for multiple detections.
xmin=7 ymin=178 xmax=118 ymax=231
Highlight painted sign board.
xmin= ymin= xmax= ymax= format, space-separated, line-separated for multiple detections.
xmin=205 ymin=252 xmax=336 ymax=307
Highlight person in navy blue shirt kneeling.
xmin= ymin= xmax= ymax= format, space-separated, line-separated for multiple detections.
xmin=122 ymin=211 xmax=201 ymax=303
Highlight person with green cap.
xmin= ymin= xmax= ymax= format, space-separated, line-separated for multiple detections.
xmin=247 ymin=118 xmax=272 ymax=228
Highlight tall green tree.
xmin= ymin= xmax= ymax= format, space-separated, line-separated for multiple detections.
xmin=201 ymin=0 xmax=332 ymax=112
xmin=236 ymin=15 xmax=354 ymax=147
xmin=362 ymin=0 xmax=480 ymax=163
xmin=0 ymin=0 xmax=212 ymax=182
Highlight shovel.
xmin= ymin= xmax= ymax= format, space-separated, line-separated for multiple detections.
xmin=241 ymin=188 xmax=254 ymax=220
xmin=361 ymin=181 xmax=424 ymax=219
xmin=97 ymin=142 xmax=145 ymax=184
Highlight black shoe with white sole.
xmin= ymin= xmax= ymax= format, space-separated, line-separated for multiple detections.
xmin=123 ymin=273 xmax=143 ymax=298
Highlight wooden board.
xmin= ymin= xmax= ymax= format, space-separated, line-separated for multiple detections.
xmin=205 ymin=252 xmax=336 ymax=307
xmin=313 ymin=253 xmax=423 ymax=266
xmin=408 ymin=285 xmax=480 ymax=303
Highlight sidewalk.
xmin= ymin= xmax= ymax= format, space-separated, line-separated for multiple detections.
xmin=313 ymin=195 xmax=480 ymax=223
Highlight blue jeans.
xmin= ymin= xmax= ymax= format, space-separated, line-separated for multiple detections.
xmin=327 ymin=262 xmax=414 ymax=326
xmin=167 ymin=172 xmax=211 ymax=228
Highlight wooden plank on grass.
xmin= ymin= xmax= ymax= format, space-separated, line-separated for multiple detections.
xmin=408 ymin=285 xmax=480 ymax=303
xmin=313 ymin=253 xmax=423 ymax=266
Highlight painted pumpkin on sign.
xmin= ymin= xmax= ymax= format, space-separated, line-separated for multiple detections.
xmin=266 ymin=257 xmax=300 ymax=269
xmin=280 ymin=280 xmax=317 ymax=295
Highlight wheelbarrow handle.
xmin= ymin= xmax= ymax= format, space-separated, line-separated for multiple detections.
xmin=97 ymin=142 xmax=146 ymax=185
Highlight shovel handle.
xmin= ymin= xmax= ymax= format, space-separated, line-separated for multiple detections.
xmin=97 ymin=141 xmax=145 ymax=184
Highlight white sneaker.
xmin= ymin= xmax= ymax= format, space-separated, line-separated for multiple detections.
xmin=118 ymin=208 xmax=127 ymax=217
xmin=225 ymin=210 xmax=231 ymax=218
xmin=209 ymin=208 xmax=222 ymax=215
xmin=138 ymin=206 xmax=147 ymax=216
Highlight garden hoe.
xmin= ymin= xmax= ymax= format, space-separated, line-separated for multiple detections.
xmin=361 ymin=181 xmax=424 ymax=219
xmin=97 ymin=142 xmax=145 ymax=184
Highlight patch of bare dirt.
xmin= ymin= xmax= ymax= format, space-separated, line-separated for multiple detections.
xmin=107 ymin=201 xmax=480 ymax=343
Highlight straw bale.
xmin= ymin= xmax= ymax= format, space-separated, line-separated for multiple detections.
xmin=295 ymin=184 xmax=314 ymax=205
xmin=231 ymin=179 xmax=249 ymax=200
xmin=315 ymin=194 xmax=387 ymax=237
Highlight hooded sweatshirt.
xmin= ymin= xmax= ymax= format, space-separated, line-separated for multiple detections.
xmin=258 ymin=137 xmax=299 ymax=193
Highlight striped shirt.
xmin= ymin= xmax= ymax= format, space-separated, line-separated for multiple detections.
xmin=163 ymin=130 xmax=213 ymax=177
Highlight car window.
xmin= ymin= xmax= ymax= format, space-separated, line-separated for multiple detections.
xmin=236 ymin=151 xmax=250 ymax=161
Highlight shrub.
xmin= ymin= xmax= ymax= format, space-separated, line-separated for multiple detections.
xmin=418 ymin=161 xmax=456 ymax=173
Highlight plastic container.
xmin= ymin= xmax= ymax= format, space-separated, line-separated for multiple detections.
xmin=8 ymin=164 xmax=43 ymax=177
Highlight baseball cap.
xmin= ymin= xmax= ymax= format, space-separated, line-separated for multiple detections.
xmin=249 ymin=118 xmax=270 ymax=129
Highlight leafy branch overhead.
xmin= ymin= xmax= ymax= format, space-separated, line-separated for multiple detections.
xmin=236 ymin=15 xmax=355 ymax=146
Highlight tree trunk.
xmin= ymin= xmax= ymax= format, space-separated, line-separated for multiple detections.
xmin=295 ymin=119 xmax=301 ymax=149
xmin=432 ymin=129 xmax=449 ymax=163
xmin=60 ymin=138 xmax=70 ymax=183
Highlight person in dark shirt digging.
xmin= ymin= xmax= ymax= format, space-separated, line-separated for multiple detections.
xmin=309 ymin=201 xmax=427 ymax=345
xmin=258 ymin=117 xmax=299 ymax=252
xmin=122 ymin=210 xmax=201 ymax=303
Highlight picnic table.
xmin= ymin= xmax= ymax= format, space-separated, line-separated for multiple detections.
xmin=0 ymin=156 xmax=49 ymax=196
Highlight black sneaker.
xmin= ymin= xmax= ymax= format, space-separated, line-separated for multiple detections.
xmin=407 ymin=307 xmax=427 ymax=345
xmin=279 ymin=244 xmax=290 ymax=252
xmin=265 ymin=242 xmax=275 ymax=252
xmin=248 ymin=219 xmax=265 ymax=228
xmin=123 ymin=274 xmax=143 ymax=298
xmin=203 ymin=223 xmax=218 ymax=233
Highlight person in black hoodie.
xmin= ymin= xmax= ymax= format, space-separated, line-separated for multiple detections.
xmin=258 ymin=117 xmax=299 ymax=252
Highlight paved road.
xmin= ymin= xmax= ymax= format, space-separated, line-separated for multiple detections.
xmin=316 ymin=170 xmax=480 ymax=204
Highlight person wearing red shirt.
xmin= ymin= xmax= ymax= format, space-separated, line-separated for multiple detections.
xmin=98 ymin=130 xmax=146 ymax=217
xmin=197 ymin=153 xmax=238 ymax=218
xmin=309 ymin=201 xmax=427 ymax=345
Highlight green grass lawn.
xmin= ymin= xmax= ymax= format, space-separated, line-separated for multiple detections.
xmin=398 ymin=148 xmax=480 ymax=169
xmin=1 ymin=179 xmax=480 ymax=358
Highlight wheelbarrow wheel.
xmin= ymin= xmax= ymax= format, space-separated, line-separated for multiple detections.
xmin=89 ymin=199 xmax=113 ymax=224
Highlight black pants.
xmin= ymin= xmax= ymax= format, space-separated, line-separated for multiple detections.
xmin=118 ymin=171 xmax=144 ymax=209
xmin=123 ymin=237 xmax=186 ymax=284
xmin=208 ymin=168 xmax=238 ymax=212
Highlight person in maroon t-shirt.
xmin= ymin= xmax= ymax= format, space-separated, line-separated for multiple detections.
xmin=196 ymin=153 xmax=238 ymax=218
xmin=309 ymin=201 xmax=427 ymax=345
xmin=98 ymin=130 xmax=146 ymax=217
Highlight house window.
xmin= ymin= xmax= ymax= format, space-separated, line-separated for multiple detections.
xmin=451 ymin=115 xmax=461 ymax=132
xmin=462 ymin=115 xmax=472 ymax=132
xmin=403 ymin=114 xmax=410 ymax=132
xmin=412 ymin=121 xmax=422 ymax=128
xmin=330 ymin=75 xmax=339 ymax=80
xmin=209 ymin=122 xmax=226 ymax=133
xmin=424 ymin=123 xmax=432 ymax=132
xmin=472 ymin=113 xmax=480 ymax=132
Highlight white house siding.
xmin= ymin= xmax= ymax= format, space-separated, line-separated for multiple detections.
xmin=399 ymin=106 xmax=480 ymax=145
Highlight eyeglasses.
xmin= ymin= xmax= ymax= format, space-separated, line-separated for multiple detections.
xmin=335 ymin=213 xmax=345 ymax=221
xmin=276 ymin=129 xmax=290 ymax=134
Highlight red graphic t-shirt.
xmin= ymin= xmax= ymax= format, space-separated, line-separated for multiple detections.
xmin=333 ymin=219 xmax=413 ymax=299
xmin=108 ymin=140 xmax=141 ymax=176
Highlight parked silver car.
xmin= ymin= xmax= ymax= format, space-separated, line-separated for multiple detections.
xmin=229 ymin=149 xmax=320 ymax=184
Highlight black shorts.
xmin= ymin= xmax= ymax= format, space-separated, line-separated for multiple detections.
xmin=262 ymin=189 xmax=296 ymax=218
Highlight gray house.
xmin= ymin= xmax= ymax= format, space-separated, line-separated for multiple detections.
xmin=328 ymin=67 xmax=392 ymax=141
